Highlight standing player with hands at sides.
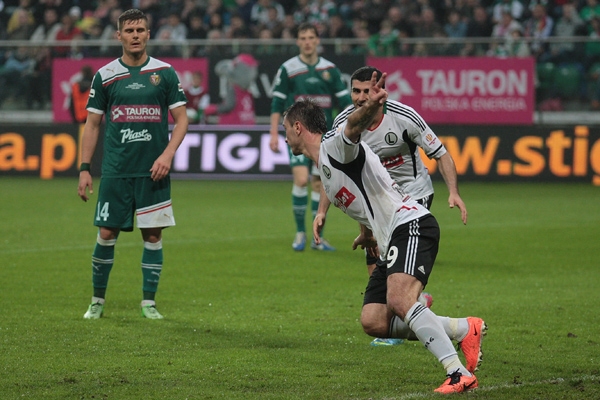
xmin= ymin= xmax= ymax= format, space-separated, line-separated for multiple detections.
xmin=321 ymin=66 xmax=470 ymax=346
xmin=283 ymin=72 xmax=486 ymax=394
xmin=269 ymin=22 xmax=352 ymax=252
xmin=77 ymin=9 xmax=188 ymax=320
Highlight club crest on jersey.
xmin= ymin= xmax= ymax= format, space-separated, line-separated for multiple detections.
xmin=150 ymin=73 xmax=161 ymax=86
xmin=385 ymin=132 xmax=398 ymax=145
xmin=334 ymin=187 xmax=356 ymax=211
xmin=321 ymin=70 xmax=331 ymax=81
xmin=322 ymin=165 xmax=331 ymax=179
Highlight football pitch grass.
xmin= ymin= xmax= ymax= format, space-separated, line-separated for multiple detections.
xmin=1 ymin=177 xmax=598 ymax=399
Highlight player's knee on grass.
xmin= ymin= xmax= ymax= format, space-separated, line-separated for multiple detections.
xmin=361 ymin=304 xmax=390 ymax=338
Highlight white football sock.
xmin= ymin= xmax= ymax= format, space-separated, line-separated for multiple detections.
xmin=404 ymin=303 xmax=471 ymax=376
xmin=437 ymin=317 xmax=470 ymax=341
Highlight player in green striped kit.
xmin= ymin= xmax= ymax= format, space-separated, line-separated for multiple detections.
xmin=269 ymin=22 xmax=352 ymax=252
xmin=77 ymin=9 xmax=188 ymax=320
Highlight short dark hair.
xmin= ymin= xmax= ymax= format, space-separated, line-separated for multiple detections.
xmin=118 ymin=9 xmax=148 ymax=31
xmin=297 ymin=22 xmax=318 ymax=38
xmin=284 ymin=99 xmax=327 ymax=136
xmin=351 ymin=66 xmax=384 ymax=88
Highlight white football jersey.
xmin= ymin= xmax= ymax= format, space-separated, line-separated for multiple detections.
xmin=333 ymin=100 xmax=446 ymax=200
xmin=319 ymin=125 xmax=430 ymax=256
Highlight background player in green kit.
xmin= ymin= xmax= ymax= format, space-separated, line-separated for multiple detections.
xmin=269 ymin=22 xmax=352 ymax=252
xmin=77 ymin=9 xmax=188 ymax=320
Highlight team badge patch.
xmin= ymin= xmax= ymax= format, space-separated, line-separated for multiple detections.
xmin=385 ymin=132 xmax=398 ymax=145
xmin=150 ymin=73 xmax=161 ymax=86
xmin=322 ymin=165 xmax=331 ymax=179
xmin=321 ymin=71 xmax=331 ymax=81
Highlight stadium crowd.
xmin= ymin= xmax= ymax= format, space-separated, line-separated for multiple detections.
xmin=1 ymin=0 xmax=600 ymax=110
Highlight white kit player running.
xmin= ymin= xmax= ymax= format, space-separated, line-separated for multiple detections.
xmin=322 ymin=66 xmax=469 ymax=346
xmin=282 ymin=72 xmax=485 ymax=394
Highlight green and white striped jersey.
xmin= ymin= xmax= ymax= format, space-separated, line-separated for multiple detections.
xmin=87 ymin=57 xmax=187 ymax=178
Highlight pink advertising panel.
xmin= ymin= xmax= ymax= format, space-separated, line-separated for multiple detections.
xmin=52 ymin=58 xmax=208 ymax=122
xmin=367 ymin=57 xmax=535 ymax=125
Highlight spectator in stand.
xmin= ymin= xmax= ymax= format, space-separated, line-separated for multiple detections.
xmin=69 ymin=6 xmax=83 ymax=27
xmin=413 ymin=7 xmax=443 ymax=38
xmin=186 ymin=13 xmax=208 ymax=57
xmin=6 ymin=7 xmax=35 ymax=39
xmin=368 ymin=18 xmax=399 ymax=56
xmin=234 ymin=0 xmax=254 ymax=27
xmin=523 ymin=3 xmax=553 ymax=60
xmin=278 ymin=0 xmax=296 ymax=15
xmin=256 ymin=27 xmax=277 ymax=55
xmin=394 ymin=0 xmax=421 ymax=25
xmin=505 ymin=27 xmax=531 ymax=57
xmin=492 ymin=10 xmax=523 ymax=40
xmin=291 ymin=0 xmax=311 ymax=25
xmin=98 ymin=7 xmax=124 ymax=57
xmin=203 ymin=28 xmax=232 ymax=57
xmin=281 ymin=13 xmax=297 ymax=35
xmin=352 ymin=24 xmax=372 ymax=55
xmin=54 ymin=12 xmax=84 ymax=58
xmin=77 ymin=10 xmax=101 ymax=34
xmin=206 ymin=10 xmax=225 ymax=32
xmin=180 ymin=0 xmax=200 ymax=25
xmin=453 ymin=0 xmax=477 ymax=22
xmin=413 ymin=7 xmax=444 ymax=54
xmin=584 ymin=16 xmax=600 ymax=72
xmin=444 ymin=8 xmax=467 ymax=55
xmin=548 ymin=3 xmax=584 ymax=64
xmin=251 ymin=0 xmax=285 ymax=28
xmin=321 ymin=12 xmax=354 ymax=53
xmin=492 ymin=0 xmax=525 ymax=24
xmin=305 ymin=0 xmax=337 ymax=26
xmin=580 ymin=0 xmax=600 ymax=22
xmin=354 ymin=0 xmax=391 ymax=34
xmin=27 ymin=7 xmax=58 ymax=108
xmin=156 ymin=12 xmax=188 ymax=43
xmin=136 ymin=0 xmax=162 ymax=32
xmin=488 ymin=25 xmax=530 ymax=57
xmin=325 ymin=12 xmax=353 ymax=39
xmin=462 ymin=5 xmax=494 ymax=56
xmin=151 ymin=28 xmax=182 ymax=57
xmin=253 ymin=5 xmax=285 ymax=37
xmin=0 ymin=11 xmax=5 ymax=40
xmin=228 ymin=12 xmax=254 ymax=52
xmin=387 ymin=5 xmax=413 ymax=37
xmin=6 ymin=0 xmax=36 ymax=28
xmin=82 ymin=19 xmax=104 ymax=57
xmin=93 ymin=0 xmax=120 ymax=26
xmin=0 ymin=47 xmax=34 ymax=108
xmin=204 ymin=0 xmax=231 ymax=28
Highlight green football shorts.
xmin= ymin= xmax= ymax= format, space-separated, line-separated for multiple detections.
xmin=93 ymin=176 xmax=175 ymax=231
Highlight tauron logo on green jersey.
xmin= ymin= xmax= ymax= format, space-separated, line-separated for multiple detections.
xmin=111 ymin=106 xmax=161 ymax=122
